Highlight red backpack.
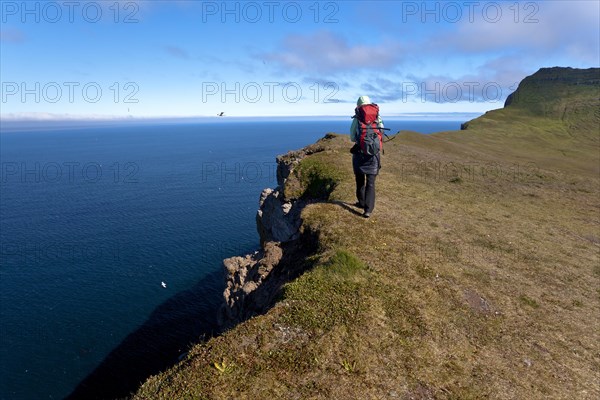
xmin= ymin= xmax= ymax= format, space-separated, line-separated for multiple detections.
xmin=355 ymin=103 xmax=383 ymax=156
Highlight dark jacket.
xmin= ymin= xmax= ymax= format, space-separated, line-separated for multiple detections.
xmin=352 ymin=151 xmax=381 ymax=175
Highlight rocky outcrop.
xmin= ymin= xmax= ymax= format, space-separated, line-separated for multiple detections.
xmin=218 ymin=242 xmax=283 ymax=329
xmin=256 ymin=188 xmax=304 ymax=245
xmin=217 ymin=135 xmax=334 ymax=330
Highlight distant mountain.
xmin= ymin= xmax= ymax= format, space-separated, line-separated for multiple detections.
xmin=463 ymin=67 xmax=600 ymax=139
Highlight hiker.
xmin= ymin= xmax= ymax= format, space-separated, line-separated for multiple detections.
xmin=350 ymin=95 xmax=384 ymax=218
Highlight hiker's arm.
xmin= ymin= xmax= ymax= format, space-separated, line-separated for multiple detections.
xmin=377 ymin=116 xmax=384 ymax=130
xmin=350 ymin=118 xmax=358 ymax=142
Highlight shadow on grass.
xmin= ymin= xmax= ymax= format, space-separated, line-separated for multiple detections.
xmin=331 ymin=200 xmax=365 ymax=217
xmin=65 ymin=269 xmax=224 ymax=400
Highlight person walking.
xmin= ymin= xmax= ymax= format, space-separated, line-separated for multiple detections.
xmin=350 ymin=95 xmax=384 ymax=218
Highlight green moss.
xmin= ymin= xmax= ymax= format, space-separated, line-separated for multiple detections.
xmin=281 ymin=250 xmax=367 ymax=332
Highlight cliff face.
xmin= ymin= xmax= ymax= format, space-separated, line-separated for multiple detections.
xmin=135 ymin=68 xmax=600 ymax=399
xmin=218 ymin=137 xmax=332 ymax=330
xmin=462 ymin=67 xmax=600 ymax=135
xmin=504 ymin=67 xmax=600 ymax=109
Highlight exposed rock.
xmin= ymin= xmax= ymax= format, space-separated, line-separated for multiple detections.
xmin=256 ymin=188 xmax=304 ymax=246
xmin=255 ymin=134 xmax=335 ymax=245
xmin=464 ymin=288 xmax=493 ymax=315
xmin=219 ymin=241 xmax=284 ymax=328
xmin=276 ymin=140 xmax=327 ymax=187
xmin=218 ymin=136 xmax=335 ymax=330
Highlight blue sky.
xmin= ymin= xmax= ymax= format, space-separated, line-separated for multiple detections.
xmin=1 ymin=0 xmax=598 ymax=119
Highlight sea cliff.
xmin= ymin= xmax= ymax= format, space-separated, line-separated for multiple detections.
xmin=134 ymin=67 xmax=600 ymax=399
xmin=218 ymin=137 xmax=333 ymax=330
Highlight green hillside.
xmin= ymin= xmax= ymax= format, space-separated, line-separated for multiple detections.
xmin=462 ymin=67 xmax=599 ymax=144
xmin=133 ymin=67 xmax=599 ymax=400
xmin=504 ymin=67 xmax=599 ymax=122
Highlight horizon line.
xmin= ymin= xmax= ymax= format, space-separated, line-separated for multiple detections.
xmin=1 ymin=112 xmax=483 ymax=123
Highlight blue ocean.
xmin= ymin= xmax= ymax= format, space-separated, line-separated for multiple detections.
xmin=0 ymin=118 xmax=462 ymax=399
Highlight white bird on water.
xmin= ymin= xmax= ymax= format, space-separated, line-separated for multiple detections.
xmin=161 ymin=281 xmax=167 ymax=288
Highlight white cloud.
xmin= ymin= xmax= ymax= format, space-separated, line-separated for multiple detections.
xmin=359 ymin=56 xmax=532 ymax=106
xmin=263 ymin=31 xmax=403 ymax=73
xmin=355 ymin=1 xmax=599 ymax=106
xmin=430 ymin=0 xmax=599 ymax=61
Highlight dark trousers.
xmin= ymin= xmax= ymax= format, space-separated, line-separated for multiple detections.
xmin=355 ymin=173 xmax=377 ymax=213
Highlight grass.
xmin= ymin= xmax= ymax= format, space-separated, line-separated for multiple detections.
xmin=134 ymin=70 xmax=599 ymax=399
xmin=283 ymin=154 xmax=346 ymax=200
xmin=519 ymin=295 xmax=541 ymax=309
xmin=281 ymin=249 xmax=368 ymax=332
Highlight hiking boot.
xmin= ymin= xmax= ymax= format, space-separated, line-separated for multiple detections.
xmin=363 ymin=212 xmax=371 ymax=218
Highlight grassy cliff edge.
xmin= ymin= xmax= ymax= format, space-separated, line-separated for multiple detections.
xmin=134 ymin=67 xmax=599 ymax=399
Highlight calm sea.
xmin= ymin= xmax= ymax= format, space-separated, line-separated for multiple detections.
xmin=0 ymin=118 xmax=462 ymax=399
